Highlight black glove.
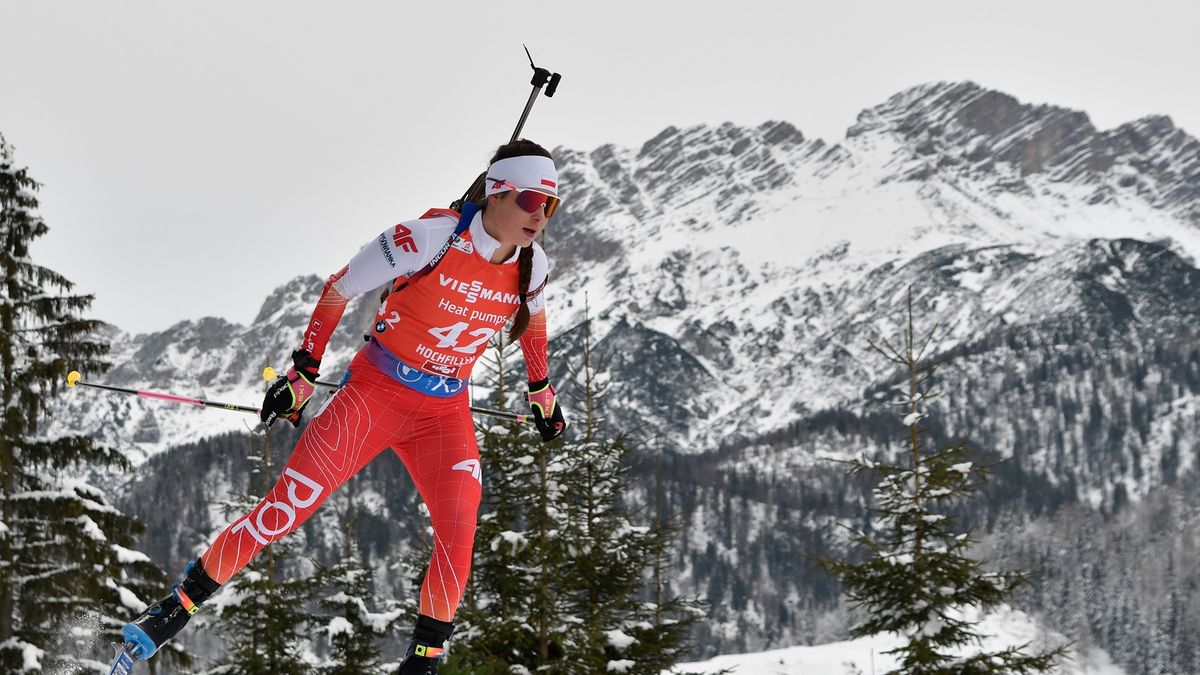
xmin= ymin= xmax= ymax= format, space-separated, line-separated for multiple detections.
xmin=526 ymin=379 xmax=567 ymax=442
xmin=260 ymin=349 xmax=321 ymax=428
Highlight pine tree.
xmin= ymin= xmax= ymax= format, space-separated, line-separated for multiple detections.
xmin=204 ymin=429 xmax=320 ymax=675
xmin=448 ymin=300 xmax=703 ymax=674
xmin=552 ymin=298 xmax=701 ymax=674
xmin=315 ymin=483 xmax=404 ymax=675
xmin=0 ymin=133 xmax=172 ymax=673
xmin=444 ymin=332 xmax=575 ymax=674
xmin=822 ymin=289 xmax=1066 ymax=675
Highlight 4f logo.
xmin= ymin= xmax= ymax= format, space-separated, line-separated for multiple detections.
xmin=452 ymin=459 xmax=481 ymax=484
xmin=392 ymin=224 xmax=418 ymax=254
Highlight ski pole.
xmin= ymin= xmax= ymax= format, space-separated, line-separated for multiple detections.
xmin=68 ymin=370 xmax=529 ymax=425
xmin=66 ymin=371 xmax=261 ymax=415
xmin=261 ymin=367 xmax=529 ymax=424
xmin=469 ymin=407 xmax=528 ymax=424
xmin=453 ymin=45 xmax=562 ymax=209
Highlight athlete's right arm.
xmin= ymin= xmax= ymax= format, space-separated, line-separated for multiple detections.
xmin=298 ymin=218 xmax=452 ymax=362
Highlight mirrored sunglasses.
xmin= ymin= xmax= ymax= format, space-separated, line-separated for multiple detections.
xmin=486 ymin=177 xmax=562 ymax=218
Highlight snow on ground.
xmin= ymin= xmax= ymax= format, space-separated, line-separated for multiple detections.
xmin=666 ymin=606 xmax=1125 ymax=675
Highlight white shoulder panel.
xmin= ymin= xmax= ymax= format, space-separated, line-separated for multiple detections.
xmin=333 ymin=215 xmax=458 ymax=298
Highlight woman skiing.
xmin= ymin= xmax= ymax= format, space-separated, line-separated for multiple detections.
xmin=121 ymin=139 xmax=568 ymax=674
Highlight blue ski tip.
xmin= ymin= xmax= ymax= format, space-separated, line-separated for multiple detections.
xmin=122 ymin=623 xmax=157 ymax=660
xmin=106 ymin=644 xmax=137 ymax=675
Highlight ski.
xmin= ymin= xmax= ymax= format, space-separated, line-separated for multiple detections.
xmin=106 ymin=643 xmax=138 ymax=675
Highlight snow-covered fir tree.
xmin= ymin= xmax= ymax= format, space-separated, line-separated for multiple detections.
xmin=203 ymin=429 xmax=321 ymax=675
xmin=552 ymin=301 xmax=702 ymax=674
xmin=449 ymin=303 xmax=702 ymax=674
xmin=0 ymin=133 xmax=170 ymax=674
xmin=314 ymin=484 xmax=404 ymax=675
xmin=822 ymin=290 xmax=1066 ymax=675
xmin=445 ymin=333 xmax=576 ymax=673
xmin=990 ymin=489 xmax=1200 ymax=675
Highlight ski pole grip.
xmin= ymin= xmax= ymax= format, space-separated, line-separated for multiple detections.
xmin=546 ymin=72 xmax=561 ymax=97
xmin=67 ymin=370 xmax=82 ymax=388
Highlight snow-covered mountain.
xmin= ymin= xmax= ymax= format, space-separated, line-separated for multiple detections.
xmin=48 ymin=81 xmax=1200 ymax=669
xmin=55 ymin=81 xmax=1200 ymax=471
xmin=546 ymin=80 xmax=1200 ymax=446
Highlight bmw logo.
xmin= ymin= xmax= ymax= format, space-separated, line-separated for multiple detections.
xmin=375 ymin=321 xmax=387 ymax=333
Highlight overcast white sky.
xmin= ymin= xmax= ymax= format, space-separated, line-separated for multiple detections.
xmin=2 ymin=1 xmax=1197 ymax=335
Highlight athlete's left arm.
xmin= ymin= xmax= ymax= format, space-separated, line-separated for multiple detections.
xmin=520 ymin=246 xmax=566 ymax=441
xmin=518 ymin=246 xmax=551 ymax=383
xmin=523 ymin=292 xmax=566 ymax=442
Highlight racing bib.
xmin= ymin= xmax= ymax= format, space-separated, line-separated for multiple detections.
xmin=372 ymin=228 xmax=521 ymax=380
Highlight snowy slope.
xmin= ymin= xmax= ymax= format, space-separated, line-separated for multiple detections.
xmin=667 ymin=606 xmax=1125 ymax=675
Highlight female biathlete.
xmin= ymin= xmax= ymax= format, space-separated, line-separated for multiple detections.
xmin=121 ymin=140 xmax=568 ymax=674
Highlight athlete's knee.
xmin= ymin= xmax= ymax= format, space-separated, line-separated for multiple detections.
xmin=426 ymin=489 xmax=481 ymax=530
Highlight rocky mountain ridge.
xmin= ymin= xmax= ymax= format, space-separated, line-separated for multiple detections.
xmin=58 ymin=81 xmax=1200 ymax=669
xmin=49 ymin=80 xmax=1200 ymax=505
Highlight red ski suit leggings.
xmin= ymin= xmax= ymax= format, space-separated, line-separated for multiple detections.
xmin=200 ymin=349 xmax=481 ymax=622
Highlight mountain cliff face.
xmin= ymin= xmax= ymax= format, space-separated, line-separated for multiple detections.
xmin=850 ymin=82 xmax=1200 ymax=223
xmin=541 ymin=80 xmax=1200 ymax=499
xmin=53 ymin=81 xmax=1200 ymax=477
xmin=49 ymin=81 xmax=1200 ymax=666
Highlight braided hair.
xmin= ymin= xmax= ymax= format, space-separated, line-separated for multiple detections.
xmin=481 ymin=139 xmax=552 ymax=342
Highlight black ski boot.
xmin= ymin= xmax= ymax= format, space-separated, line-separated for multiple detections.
xmin=122 ymin=558 xmax=221 ymax=660
xmin=397 ymin=615 xmax=455 ymax=674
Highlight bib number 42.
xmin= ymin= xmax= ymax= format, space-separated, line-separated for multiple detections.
xmin=428 ymin=322 xmax=496 ymax=354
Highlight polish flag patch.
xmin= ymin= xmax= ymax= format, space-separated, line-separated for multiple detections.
xmin=541 ymin=178 xmax=557 ymax=188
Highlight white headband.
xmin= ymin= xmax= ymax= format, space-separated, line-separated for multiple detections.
xmin=484 ymin=155 xmax=559 ymax=198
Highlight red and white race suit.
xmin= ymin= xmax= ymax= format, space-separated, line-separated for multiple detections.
xmin=201 ymin=209 xmax=550 ymax=621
